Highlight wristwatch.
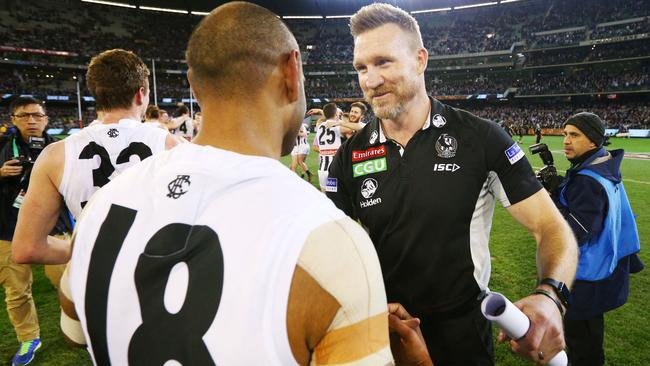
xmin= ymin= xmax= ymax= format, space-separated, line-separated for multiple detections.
xmin=539 ymin=278 xmax=572 ymax=310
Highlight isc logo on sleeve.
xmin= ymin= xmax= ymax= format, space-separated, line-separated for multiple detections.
xmin=352 ymin=157 xmax=387 ymax=177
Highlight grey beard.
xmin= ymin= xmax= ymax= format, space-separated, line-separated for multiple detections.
xmin=373 ymin=101 xmax=405 ymax=120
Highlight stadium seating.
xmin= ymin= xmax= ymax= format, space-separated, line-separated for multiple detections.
xmin=0 ymin=0 xmax=649 ymax=130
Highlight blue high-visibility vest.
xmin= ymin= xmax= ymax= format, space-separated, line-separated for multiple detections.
xmin=560 ymin=169 xmax=640 ymax=281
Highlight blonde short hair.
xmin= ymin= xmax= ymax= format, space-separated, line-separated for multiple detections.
xmin=350 ymin=3 xmax=423 ymax=48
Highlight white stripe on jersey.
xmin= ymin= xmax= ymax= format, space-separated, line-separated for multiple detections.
xmin=294 ymin=124 xmax=308 ymax=147
xmin=319 ymin=155 xmax=333 ymax=172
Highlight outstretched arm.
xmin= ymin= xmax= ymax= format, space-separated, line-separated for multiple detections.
xmin=503 ymin=189 xmax=578 ymax=364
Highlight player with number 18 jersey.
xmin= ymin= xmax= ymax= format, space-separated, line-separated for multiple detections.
xmin=67 ymin=144 xmax=391 ymax=365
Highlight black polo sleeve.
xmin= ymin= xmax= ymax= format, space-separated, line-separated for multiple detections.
xmin=481 ymin=115 xmax=543 ymax=205
xmin=326 ymin=145 xmax=356 ymax=219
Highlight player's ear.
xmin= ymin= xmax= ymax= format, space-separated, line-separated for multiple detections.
xmin=135 ymin=86 xmax=147 ymax=106
xmin=416 ymin=47 xmax=428 ymax=75
xmin=187 ymin=69 xmax=202 ymax=105
xmin=283 ymin=49 xmax=302 ymax=104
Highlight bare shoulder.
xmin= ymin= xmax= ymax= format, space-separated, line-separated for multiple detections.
xmin=35 ymin=140 xmax=66 ymax=180
xmin=287 ymin=217 xmax=391 ymax=365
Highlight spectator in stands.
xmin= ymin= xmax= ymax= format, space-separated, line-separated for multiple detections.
xmin=551 ymin=112 xmax=644 ymax=366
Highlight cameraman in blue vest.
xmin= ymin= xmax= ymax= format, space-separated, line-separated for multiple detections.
xmin=553 ymin=112 xmax=644 ymax=366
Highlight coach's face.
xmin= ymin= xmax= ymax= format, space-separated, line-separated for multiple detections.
xmin=353 ymin=23 xmax=422 ymax=120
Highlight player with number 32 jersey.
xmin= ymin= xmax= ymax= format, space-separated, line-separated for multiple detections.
xmin=60 ymin=119 xmax=169 ymax=219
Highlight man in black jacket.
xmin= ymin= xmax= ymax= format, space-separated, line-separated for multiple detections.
xmin=0 ymin=96 xmax=67 ymax=366
xmin=552 ymin=112 xmax=643 ymax=366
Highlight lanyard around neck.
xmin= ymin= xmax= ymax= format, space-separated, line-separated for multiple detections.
xmin=12 ymin=138 xmax=19 ymax=157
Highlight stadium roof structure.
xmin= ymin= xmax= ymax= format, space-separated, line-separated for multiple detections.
xmin=84 ymin=0 xmax=528 ymax=17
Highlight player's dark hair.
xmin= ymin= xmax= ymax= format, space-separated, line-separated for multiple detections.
xmin=177 ymin=105 xmax=189 ymax=115
xmin=323 ymin=103 xmax=338 ymax=119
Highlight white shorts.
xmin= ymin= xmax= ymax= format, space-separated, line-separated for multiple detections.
xmin=318 ymin=170 xmax=329 ymax=190
xmin=291 ymin=144 xmax=309 ymax=156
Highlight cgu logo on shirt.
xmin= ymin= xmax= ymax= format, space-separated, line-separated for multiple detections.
xmin=353 ymin=157 xmax=387 ymax=178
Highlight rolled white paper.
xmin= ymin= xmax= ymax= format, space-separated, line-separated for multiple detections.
xmin=481 ymin=291 xmax=568 ymax=366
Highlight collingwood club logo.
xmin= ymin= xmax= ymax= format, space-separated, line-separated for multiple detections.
xmin=167 ymin=175 xmax=191 ymax=199
xmin=435 ymin=133 xmax=457 ymax=158
xmin=107 ymin=128 xmax=119 ymax=138
xmin=361 ymin=178 xmax=378 ymax=199
xmin=432 ymin=114 xmax=447 ymax=128
xmin=360 ymin=178 xmax=382 ymax=208
xmin=369 ymin=130 xmax=379 ymax=144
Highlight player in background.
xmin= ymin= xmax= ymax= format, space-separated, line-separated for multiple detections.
xmin=290 ymin=123 xmax=312 ymax=182
xmin=311 ymin=103 xmax=353 ymax=192
xmin=143 ymin=105 xmax=166 ymax=130
xmin=166 ymin=105 xmax=194 ymax=141
xmin=193 ymin=111 xmax=202 ymax=139
xmin=12 ymin=49 xmax=180 ymax=346
xmin=344 ymin=102 xmax=368 ymax=138
xmin=158 ymin=109 xmax=170 ymax=131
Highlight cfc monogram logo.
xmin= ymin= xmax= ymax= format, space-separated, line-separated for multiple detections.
xmin=167 ymin=175 xmax=191 ymax=199
xmin=107 ymin=128 xmax=119 ymax=138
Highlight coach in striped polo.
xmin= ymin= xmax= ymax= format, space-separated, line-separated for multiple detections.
xmin=327 ymin=3 xmax=578 ymax=365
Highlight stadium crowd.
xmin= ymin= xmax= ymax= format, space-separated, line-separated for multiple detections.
xmin=0 ymin=0 xmax=649 ymax=126
xmin=472 ymin=102 xmax=650 ymax=130
xmin=517 ymin=68 xmax=650 ymax=95
xmin=0 ymin=0 xmax=648 ymax=63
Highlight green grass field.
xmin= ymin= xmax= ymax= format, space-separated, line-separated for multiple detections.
xmin=1 ymin=135 xmax=649 ymax=365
